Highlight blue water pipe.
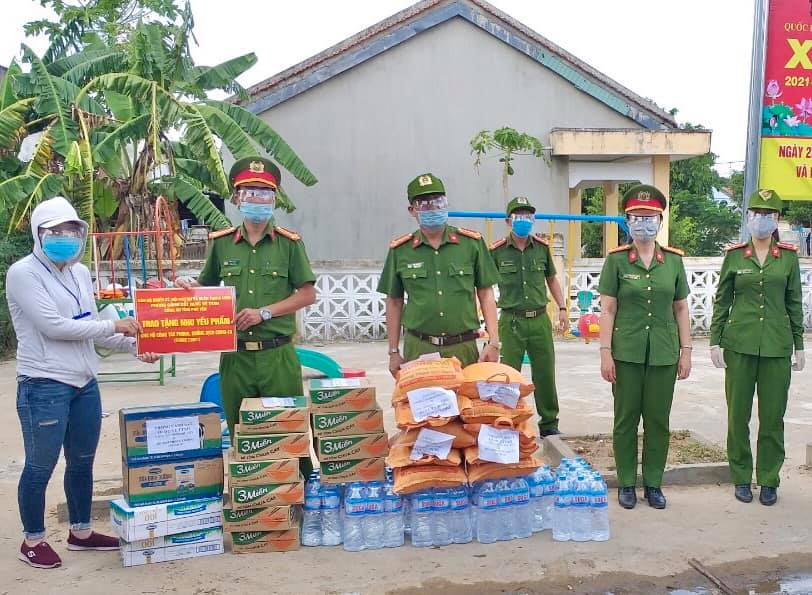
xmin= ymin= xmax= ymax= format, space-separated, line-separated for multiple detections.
xmin=448 ymin=211 xmax=628 ymax=232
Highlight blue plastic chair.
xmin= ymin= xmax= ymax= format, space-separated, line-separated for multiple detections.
xmin=199 ymin=372 xmax=224 ymax=418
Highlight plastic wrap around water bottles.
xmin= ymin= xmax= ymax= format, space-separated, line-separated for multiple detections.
xmin=364 ymin=481 xmax=385 ymax=550
xmin=432 ymin=488 xmax=453 ymax=546
xmin=526 ymin=470 xmax=545 ymax=533
xmin=510 ymin=477 xmax=533 ymax=539
xmin=449 ymin=486 xmax=473 ymax=544
xmin=410 ymin=490 xmax=434 ymax=547
xmin=321 ymin=484 xmax=343 ymax=546
xmin=383 ymin=480 xmax=405 ymax=548
xmin=590 ymin=472 xmax=610 ymax=542
xmin=552 ymin=472 xmax=572 ymax=542
xmin=570 ymin=474 xmax=592 ymax=542
xmin=475 ymin=482 xmax=499 ymax=544
xmin=495 ymin=479 xmax=514 ymax=541
xmin=541 ymin=466 xmax=557 ymax=530
xmin=302 ymin=475 xmax=322 ymax=546
xmin=342 ymin=482 xmax=367 ymax=552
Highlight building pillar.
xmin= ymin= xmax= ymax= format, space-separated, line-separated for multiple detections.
xmin=653 ymin=155 xmax=671 ymax=244
xmin=568 ymin=188 xmax=582 ymax=260
xmin=602 ymin=182 xmax=619 ymax=256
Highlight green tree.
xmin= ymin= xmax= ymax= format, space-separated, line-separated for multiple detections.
xmin=470 ymin=127 xmax=546 ymax=203
xmin=785 ymin=201 xmax=812 ymax=228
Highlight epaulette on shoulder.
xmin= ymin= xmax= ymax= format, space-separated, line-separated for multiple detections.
xmin=608 ymin=244 xmax=632 ymax=254
xmin=489 ymin=238 xmax=507 ymax=250
xmin=725 ymin=242 xmax=747 ymax=252
xmin=661 ymin=245 xmax=684 ymax=256
xmin=777 ymin=241 xmax=799 ymax=251
xmin=457 ymin=227 xmax=482 ymax=240
xmin=275 ymin=226 xmax=301 ymax=241
xmin=533 ymin=233 xmax=549 ymax=246
xmin=208 ymin=227 xmax=236 ymax=240
xmin=389 ymin=233 xmax=413 ymax=248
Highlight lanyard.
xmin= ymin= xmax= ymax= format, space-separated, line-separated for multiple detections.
xmin=34 ymin=256 xmax=91 ymax=320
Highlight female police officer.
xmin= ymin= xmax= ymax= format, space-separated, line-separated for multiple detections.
xmin=597 ymin=185 xmax=692 ymax=510
xmin=709 ymin=189 xmax=804 ymax=506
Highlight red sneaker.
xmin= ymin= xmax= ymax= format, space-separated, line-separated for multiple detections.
xmin=19 ymin=541 xmax=62 ymax=569
xmin=66 ymin=531 xmax=119 ymax=551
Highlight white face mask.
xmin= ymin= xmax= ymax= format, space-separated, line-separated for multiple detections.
xmin=627 ymin=215 xmax=660 ymax=242
xmin=747 ymin=213 xmax=778 ymax=239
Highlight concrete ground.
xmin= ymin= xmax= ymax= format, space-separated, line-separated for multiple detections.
xmin=0 ymin=338 xmax=811 ymax=594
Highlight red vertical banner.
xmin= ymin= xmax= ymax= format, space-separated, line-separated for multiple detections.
xmin=134 ymin=287 xmax=237 ymax=354
xmin=759 ymin=0 xmax=812 ymax=199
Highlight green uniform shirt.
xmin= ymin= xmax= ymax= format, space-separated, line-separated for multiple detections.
xmin=709 ymin=241 xmax=804 ymax=357
xmin=490 ymin=234 xmax=556 ymax=310
xmin=198 ymin=225 xmax=316 ymax=340
xmin=597 ymin=243 xmax=689 ymax=366
xmin=377 ymin=225 xmax=500 ymax=336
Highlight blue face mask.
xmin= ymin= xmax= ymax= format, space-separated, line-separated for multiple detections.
xmin=417 ymin=209 xmax=448 ymax=230
xmin=511 ymin=218 xmax=533 ymax=238
xmin=747 ymin=214 xmax=778 ymax=239
xmin=240 ymin=202 xmax=274 ymax=224
xmin=42 ymin=235 xmax=83 ymax=263
xmin=628 ymin=217 xmax=660 ymax=242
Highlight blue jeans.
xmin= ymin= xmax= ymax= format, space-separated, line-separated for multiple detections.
xmin=16 ymin=377 xmax=102 ymax=540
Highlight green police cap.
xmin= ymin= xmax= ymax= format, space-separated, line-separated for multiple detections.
xmin=407 ymin=173 xmax=445 ymax=202
xmin=229 ymin=157 xmax=281 ymax=190
xmin=506 ymin=196 xmax=536 ymax=216
xmin=747 ymin=189 xmax=783 ymax=212
xmin=622 ymin=184 xmax=668 ymax=213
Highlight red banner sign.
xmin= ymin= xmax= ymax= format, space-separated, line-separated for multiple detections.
xmin=134 ymin=287 xmax=237 ymax=354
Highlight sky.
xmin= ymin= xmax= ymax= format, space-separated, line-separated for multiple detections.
xmin=0 ymin=0 xmax=755 ymax=177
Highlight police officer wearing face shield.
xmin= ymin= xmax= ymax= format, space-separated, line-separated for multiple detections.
xmin=176 ymin=158 xmax=317 ymax=436
xmin=709 ymin=189 xmax=805 ymax=507
xmin=597 ymin=185 xmax=692 ymax=510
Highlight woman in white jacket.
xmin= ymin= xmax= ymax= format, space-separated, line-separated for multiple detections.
xmin=6 ymin=197 xmax=157 ymax=569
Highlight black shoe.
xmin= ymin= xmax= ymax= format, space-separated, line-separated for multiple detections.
xmin=540 ymin=428 xmax=562 ymax=438
xmin=734 ymin=484 xmax=753 ymax=503
xmin=617 ymin=487 xmax=637 ymax=509
xmin=759 ymin=486 xmax=778 ymax=506
xmin=644 ymin=486 xmax=667 ymax=509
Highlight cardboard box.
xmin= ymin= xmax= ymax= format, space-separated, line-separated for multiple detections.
xmin=230 ymin=479 xmax=304 ymax=510
xmin=230 ymin=528 xmax=299 ymax=554
xmin=309 ymin=378 xmax=377 ymax=413
xmin=311 ymin=409 xmax=384 ymax=437
xmin=120 ymin=527 xmax=224 ymax=567
xmin=232 ymin=430 xmax=310 ymax=461
xmin=222 ymin=505 xmax=298 ymax=532
xmin=238 ymin=397 xmax=310 ymax=434
xmin=123 ymin=455 xmax=224 ymax=508
xmin=319 ymin=458 xmax=386 ymax=484
xmin=119 ymin=403 xmax=222 ymax=464
xmin=316 ymin=433 xmax=389 ymax=462
xmin=110 ymin=497 xmax=223 ymax=542
xmin=228 ymin=459 xmax=300 ymax=487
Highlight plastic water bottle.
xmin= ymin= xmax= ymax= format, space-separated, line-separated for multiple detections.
xmin=495 ymin=479 xmax=514 ymax=541
xmin=590 ymin=472 xmax=610 ymax=542
xmin=432 ymin=488 xmax=453 ymax=546
xmin=364 ymin=481 xmax=385 ymax=550
xmin=342 ymin=482 xmax=367 ymax=551
xmin=526 ymin=470 xmax=545 ymax=532
xmin=541 ymin=466 xmax=557 ymax=531
xmin=510 ymin=477 xmax=533 ymax=539
xmin=403 ymin=495 xmax=412 ymax=535
xmin=321 ymin=484 xmax=342 ymax=546
xmin=302 ymin=476 xmax=322 ymax=546
xmin=570 ymin=474 xmax=592 ymax=541
xmin=470 ymin=482 xmax=482 ymax=538
xmin=383 ymin=480 xmax=404 ymax=548
xmin=476 ymin=482 xmax=499 ymax=544
xmin=410 ymin=490 xmax=434 ymax=547
xmin=449 ymin=486 xmax=472 ymax=544
xmin=552 ymin=472 xmax=572 ymax=541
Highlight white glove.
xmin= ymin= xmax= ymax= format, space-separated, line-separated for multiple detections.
xmin=710 ymin=345 xmax=726 ymax=369
xmin=792 ymin=350 xmax=805 ymax=372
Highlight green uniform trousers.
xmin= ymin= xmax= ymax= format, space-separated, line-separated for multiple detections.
xmin=499 ymin=311 xmax=559 ymax=431
xmin=403 ymin=333 xmax=479 ymax=367
xmin=723 ymin=350 xmax=791 ymax=487
xmin=612 ymin=360 xmax=677 ymax=488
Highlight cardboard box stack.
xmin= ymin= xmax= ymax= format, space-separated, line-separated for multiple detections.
xmin=112 ymin=403 xmax=225 ymax=566
xmin=226 ymin=397 xmax=310 ymax=553
xmin=309 ymin=378 xmax=387 ymax=484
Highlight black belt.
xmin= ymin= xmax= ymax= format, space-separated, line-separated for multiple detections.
xmin=237 ymin=336 xmax=292 ymax=352
xmin=407 ymin=329 xmax=479 ymax=347
xmin=504 ymin=308 xmax=544 ymax=319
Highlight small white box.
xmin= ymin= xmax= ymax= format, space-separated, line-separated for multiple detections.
xmin=120 ymin=527 xmax=224 ymax=567
xmin=110 ymin=497 xmax=222 ymax=542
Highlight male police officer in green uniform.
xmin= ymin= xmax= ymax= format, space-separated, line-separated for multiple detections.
xmin=598 ymin=185 xmax=692 ymax=509
xmin=710 ymin=189 xmax=805 ymax=506
xmin=378 ymin=173 xmax=501 ymax=375
xmin=490 ymin=197 xmax=568 ymax=436
xmin=176 ymin=157 xmax=317 ymax=434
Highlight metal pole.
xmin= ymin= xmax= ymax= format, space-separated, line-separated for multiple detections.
xmin=742 ymin=0 xmax=769 ymax=240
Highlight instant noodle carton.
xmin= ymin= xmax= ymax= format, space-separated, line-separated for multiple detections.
xmin=316 ymin=433 xmax=389 ymax=462
xmin=319 ymin=458 xmax=386 ymax=484
xmin=110 ymin=497 xmax=222 ymax=541
xmin=231 ymin=429 xmax=310 ymax=461
xmin=222 ymin=505 xmax=298 ymax=532
xmin=228 ymin=459 xmax=300 ymax=487
xmin=238 ymin=397 xmax=309 ymax=434
xmin=120 ymin=527 xmax=224 ymax=567
xmin=309 ymin=378 xmax=377 ymax=413
xmin=229 ymin=479 xmax=305 ymax=510
xmin=122 ymin=455 xmax=224 ymax=507
xmin=311 ymin=409 xmax=384 ymax=437
xmin=230 ymin=528 xmax=299 ymax=553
